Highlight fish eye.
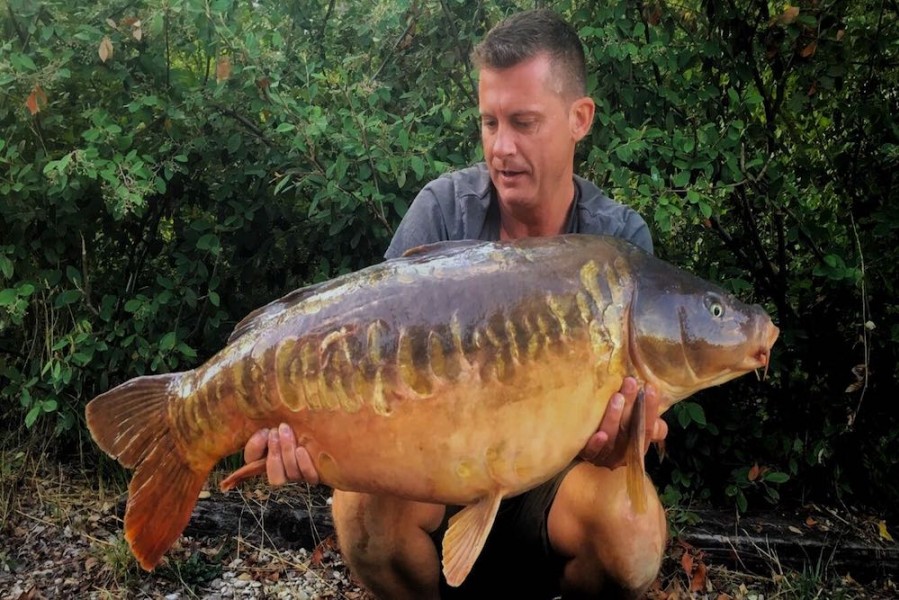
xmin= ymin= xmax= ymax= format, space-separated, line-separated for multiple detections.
xmin=706 ymin=295 xmax=725 ymax=318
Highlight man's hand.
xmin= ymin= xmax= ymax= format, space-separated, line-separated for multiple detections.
xmin=243 ymin=424 xmax=320 ymax=487
xmin=578 ymin=377 xmax=668 ymax=469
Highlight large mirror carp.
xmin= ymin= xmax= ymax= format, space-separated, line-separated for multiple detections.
xmin=86 ymin=233 xmax=779 ymax=586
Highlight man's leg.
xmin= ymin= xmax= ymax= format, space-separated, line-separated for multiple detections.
xmin=331 ymin=490 xmax=446 ymax=600
xmin=547 ymin=462 xmax=668 ymax=599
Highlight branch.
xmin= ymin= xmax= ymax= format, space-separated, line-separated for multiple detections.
xmin=371 ymin=9 xmax=418 ymax=82
xmin=317 ymin=0 xmax=337 ymax=61
xmin=6 ymin=2 xmax=28 ymax=48
xmin=213 ymin=104 xmax=277 ymax=148
xmin=438 ymin=0 xmax=477 ymax=107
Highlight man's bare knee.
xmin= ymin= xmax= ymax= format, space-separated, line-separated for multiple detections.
xmin=549 ymin=464 xmax=668 ymax=598
xmin=331 ymin=491 xmax=445 ymax=600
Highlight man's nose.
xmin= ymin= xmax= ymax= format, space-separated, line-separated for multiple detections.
xmin=492 ymin=124 xmax=516 ymax=157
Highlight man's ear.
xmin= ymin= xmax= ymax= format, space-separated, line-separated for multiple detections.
xmin=569 ymin=96 xmax=595 ymax=141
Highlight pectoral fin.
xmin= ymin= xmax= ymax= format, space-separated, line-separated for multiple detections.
xmin=441 ymin=492 xmax=503 ymax=587
xmin=625 ymin=388 xmax=648 ymax=513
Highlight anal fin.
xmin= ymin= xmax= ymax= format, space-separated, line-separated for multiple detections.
xmin=441 ymin=492 xmax=503 ymax=587
xmin=219 ymin=458 xmax=266 ymax=492
xmin=625 ymin=388 xmax=648 ymax=513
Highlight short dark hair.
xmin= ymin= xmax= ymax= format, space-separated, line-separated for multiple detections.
xmin=471 ymin=9 xmax=587 ymax=98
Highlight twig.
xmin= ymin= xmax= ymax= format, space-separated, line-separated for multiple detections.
xmin=846 ymin=214 xmax=870 ymax=428
xmin=213 ymin=104 xmax=277 ymax=148
xmin=317 ymin=0 xmax=337 ymax=61
xmin=437 ymin=0 xmax=477 ymax=107
xmin=370 ymin=8 xmax=417 ymax=82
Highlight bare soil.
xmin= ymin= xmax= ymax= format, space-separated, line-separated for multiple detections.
xmin=2 ymin=456 xmax=897 ymax=599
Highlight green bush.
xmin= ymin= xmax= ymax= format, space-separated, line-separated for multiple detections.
xmin=1 ymin=0 xmax=896 ymax=517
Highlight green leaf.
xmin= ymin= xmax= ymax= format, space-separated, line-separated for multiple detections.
xmin=685 ymin=402 xmax=706 ymax=426
xmin=54 ymin=289 xmax=81 ymax=308
xmin=227 ymin=133 xmax=242 ymax=153
xmin=197 ymin=233 xmax=219 ymax=251
xmin=410 ymin=156 xmax=425 ymax=180
xmin=763 ymin=471 xmax=790 ymax=484
xmin=25 ymin=404 xmax=41 ymax=428
xmin=160 ymin=331 xmax=177 ymax=351
xmin=0 ymin=256 xmax=13 ymax=279
xmin=42 ymin=399 xmax=58 ymax=413
xmin=0 ymin=288 xmax=16 ymax=306
xmin=177 ymin=342 xmax=197 ymax=358
xmin=208 ymin=291 xmax=220 ymax=307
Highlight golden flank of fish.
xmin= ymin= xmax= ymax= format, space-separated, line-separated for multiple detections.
xmin=86 ymin=234 xmax=779 ymax=586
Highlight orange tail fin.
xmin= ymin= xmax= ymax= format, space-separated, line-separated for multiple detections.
xmin=86 ymin=374 xmax=209 ymax=571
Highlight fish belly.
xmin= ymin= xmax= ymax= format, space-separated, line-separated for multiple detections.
xmin=283 ymin=350 xmax=620 ymax=505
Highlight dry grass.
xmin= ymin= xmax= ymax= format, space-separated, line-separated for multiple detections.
xmin=1 ymin=440 xmax=896 ymax=599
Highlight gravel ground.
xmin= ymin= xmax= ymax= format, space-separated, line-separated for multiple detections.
xmin=3 ymin=458 xmax=897 ymax=599
xmin=1 ymin=462 xmax=371 ymax=600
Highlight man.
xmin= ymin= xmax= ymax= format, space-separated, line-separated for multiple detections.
xmin=245 ymin=9 xmax=669 ymax=599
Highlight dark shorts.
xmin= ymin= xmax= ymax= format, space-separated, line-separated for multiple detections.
xmin=429 ymin=463 xmax=577 ymax=599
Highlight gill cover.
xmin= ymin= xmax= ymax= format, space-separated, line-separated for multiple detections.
xmin=628 ymin=254 xmax=769 ymax=403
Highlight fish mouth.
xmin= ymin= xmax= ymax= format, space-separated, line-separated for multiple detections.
xmin=750 ymin=321 xmax=780 ymax=380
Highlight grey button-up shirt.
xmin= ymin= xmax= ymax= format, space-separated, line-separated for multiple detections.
xmin=385 ymin=163 xmax=653 ymax=259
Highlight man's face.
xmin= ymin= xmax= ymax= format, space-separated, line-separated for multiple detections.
xmin=478 ymin=54 xmax=592 ymax=215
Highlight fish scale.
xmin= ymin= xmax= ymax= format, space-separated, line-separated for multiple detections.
xmin=86 ymin=234 xmax=779 ymax=588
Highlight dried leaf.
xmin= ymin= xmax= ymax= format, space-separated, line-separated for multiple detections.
xmin=806 ymin=516 xmax=818 ymax=527
xmin=879 ymin=520 xmax=894 ymax=542
xmin=836 ymin=29 xmax=845 ymax=41
xmin=121 ymin=16 xmax=139 ymax=27
xmin=99 ymin=36 xmax=113 ymax=63
xmin=216 ymin=56 xmax=232 ymax=83
xmin=748 ymin=464 xmax=761 ymax=481
xmin=311 ymin=534 xmax=337 ymax=566
xmin=845 ymin=381 xmax=863 ymax=393
xmin=198 ymin=490 xmax=211 ymax=499
xmin=788 ymin=525 xmax=804 ymax=535
xmin=778 ymin=6 xmax=800 ymax=25
xmin=132 ymin=20 xmax=143 ymax=42
xmin=25 ymin=84 xmax=48 ymax=115
xmin=800 ymin=41 xmax=818 ymax=58
xmin=690 ymin=561 xmax=707 ymax=592
xmin=681 ymin=550 xmax=693 ymax=573
xmin=106 ymin=18 xmax=117 ymax=29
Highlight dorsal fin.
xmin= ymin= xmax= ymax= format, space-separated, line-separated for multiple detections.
xmin=227 ymin=281 xmax=325 ymax=344
xmin=401 ymin=239 xmax=485 ymax=259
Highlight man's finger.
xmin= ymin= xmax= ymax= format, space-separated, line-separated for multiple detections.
xmin=266 ymin=428 xmax=287 ymax=487
xmin=579 ymin=431 xmax=610 ymax=462
xmin=296 ymin=447 xmax=320 ymax=485
xmin=244 ymin=428 xmax=269 ymax=463
xmin=598 ymin=392 xmax=625 ymax=441
xmin=653 ymin=418 xmax=669 ymax=443
xmin=278 ymin=423 xmax=301 ymax=482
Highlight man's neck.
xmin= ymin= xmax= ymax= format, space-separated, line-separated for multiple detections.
xmin=498 ymin=180 xmax=575 ymax=240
